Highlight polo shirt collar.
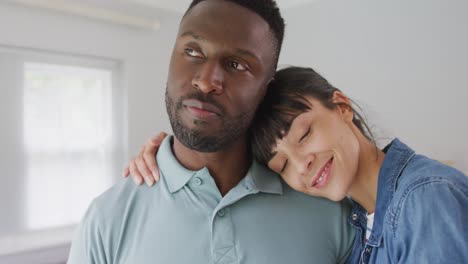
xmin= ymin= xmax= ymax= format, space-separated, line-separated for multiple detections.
xmin=247 ymin=160 xmax=283 ymax=195
xmin=157 ymin=136 xmax=197 ymax=193
xmin=157 ymin=135 xmax=283 ymax=195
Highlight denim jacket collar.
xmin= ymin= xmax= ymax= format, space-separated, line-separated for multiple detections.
xmin=366 ymin=138 xmax=415 ymax=246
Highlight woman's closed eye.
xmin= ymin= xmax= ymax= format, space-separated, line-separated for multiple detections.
xmin=299 ymin=126 xmax=311 ymax=143
xmin=280 ymin=159 xmax=288 ymax=173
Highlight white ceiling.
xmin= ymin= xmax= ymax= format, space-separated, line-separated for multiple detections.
xmin=125 ymin=0 xmax=319 ymax=13
xmin=3 ymin=0 xmax=319 ymax=30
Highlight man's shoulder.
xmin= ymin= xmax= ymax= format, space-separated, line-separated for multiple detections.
xmin=88 ymin=178 xmax=161 ymax=224
xmin=281 ymin=180 xmax=351 ymax=210
xmin=249 ymin=161 xmax=350 ymax=214
xmin=252 ymin=181 xmax=352 ymax=229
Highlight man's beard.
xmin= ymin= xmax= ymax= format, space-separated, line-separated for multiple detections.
xmin=165 ymin=88 xmax=254 ymax=152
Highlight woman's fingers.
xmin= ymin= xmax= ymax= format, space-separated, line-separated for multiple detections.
xmin=144 ymin=132 xmax=167 ymax=182
xmin=129 ymin=160 xmax=144 ymax=186
xmin=123 ymin=165 xmax=130 ymax=178
xmin=135 ymin=154 xmax=155 ymax=187
xmin=122 ymin=132 xmax=167 ymax=187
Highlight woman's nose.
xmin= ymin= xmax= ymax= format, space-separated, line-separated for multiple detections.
xmin=292 ymin=153 xmax=315 ymax=176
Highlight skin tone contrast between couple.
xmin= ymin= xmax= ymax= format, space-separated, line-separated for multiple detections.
xmin=69 ymin=1 xmax=356 ymax=263
xmin=125 ymin=60 xmax=468 ymax=263
xmin=68 ymin=0 xmax=467 ymax=263
xmin=124 ymin=67 xmax=468 ymax=263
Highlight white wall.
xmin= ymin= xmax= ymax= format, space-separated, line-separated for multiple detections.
xmin=0 ymin=3 xmax=179 ymax=262
xmin=280 ymin=0 xmax=468 ymax=174
xmin=4 ymin=0 xmax=465 ymax=175
xmin=0 ymin=3 xmax=178 ymax=164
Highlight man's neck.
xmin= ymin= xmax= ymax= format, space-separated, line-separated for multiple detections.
xmin=172 ymin=136 xmax=251 ymax=196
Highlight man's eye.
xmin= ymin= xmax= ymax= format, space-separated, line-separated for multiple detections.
xmin=228 ymin=60 xmax=247 ymax=71
xmin=185 ymin=48 xmax=203 ymax=58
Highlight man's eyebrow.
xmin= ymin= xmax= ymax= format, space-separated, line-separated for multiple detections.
xmin=235 ymin=48 xmax=261 ymax=63
xmin=180 ymin=31 xmax=206 ymax=41
xmin=180 ymin=31 xmax=261 ymax=63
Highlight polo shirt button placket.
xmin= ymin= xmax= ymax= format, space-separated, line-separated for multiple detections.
xmin=217 ymin=209 xmax=225 ymax=217
xmin=193 ymin=177 xmax=203 ymax=186
xmin=212 ymin=207 xmax=237 ymax=263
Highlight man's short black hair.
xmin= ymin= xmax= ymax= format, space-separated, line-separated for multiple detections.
xmin=185 ymin=0 xmax=285 ymax=71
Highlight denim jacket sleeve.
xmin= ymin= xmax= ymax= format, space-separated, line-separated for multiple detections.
xmin=389 ymin=177 xmax=468 ymax=263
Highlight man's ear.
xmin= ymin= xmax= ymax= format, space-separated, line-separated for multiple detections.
xmin=332 ymin=91 xmax=354 ymax=122
xmin=267 ymin=74 xmax=275 ymax=87
xmin=261 ymin=75 xmax=275 ymax=97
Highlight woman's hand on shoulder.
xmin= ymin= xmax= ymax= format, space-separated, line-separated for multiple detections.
xmin=123 ymin=132 xmax=167 ymax=186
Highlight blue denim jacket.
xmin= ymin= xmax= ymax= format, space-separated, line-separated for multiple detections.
xmin=347 ymin=138 xmax=468 ymax=264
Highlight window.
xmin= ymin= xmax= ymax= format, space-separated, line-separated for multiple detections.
xmin=0 ymin=46 xmax=124 ymax=255
xmin=24 ymin=62 xmax=114 ymax=230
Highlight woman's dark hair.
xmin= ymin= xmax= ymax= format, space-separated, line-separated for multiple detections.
xmin=250 ymin=66 xmax=375 ymax=166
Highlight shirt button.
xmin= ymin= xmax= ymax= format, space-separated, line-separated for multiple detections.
xmin=351 ymin=214 xmax=358 ymax=221
xmin=193 ymin=177 xmax=203 ymax=186
xmin=217 ymin=209 xmax=225 ymax=217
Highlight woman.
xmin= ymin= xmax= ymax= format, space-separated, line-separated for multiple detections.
xmin=124 ymin=66 xmax=468 ymax=263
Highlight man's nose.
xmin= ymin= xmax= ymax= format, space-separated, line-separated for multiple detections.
xmin=191 ymin=61 xmax=224 ymax=94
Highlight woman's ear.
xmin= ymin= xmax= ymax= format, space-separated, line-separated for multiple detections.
xmin=332 ymin=91 xmax=354 ymax=122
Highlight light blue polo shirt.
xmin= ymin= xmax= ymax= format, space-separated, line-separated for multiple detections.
xmin=68 ymin=136 xmax=354 ymax=264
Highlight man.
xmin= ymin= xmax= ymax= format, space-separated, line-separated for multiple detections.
xmin=68 ymin=1 xmax=354 ymax=263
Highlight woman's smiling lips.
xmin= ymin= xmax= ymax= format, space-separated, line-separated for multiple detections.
xmin=183 ymin=99 xmax=221 ymax=118
xmin=311 ymin=157 xmax=334 ymax=189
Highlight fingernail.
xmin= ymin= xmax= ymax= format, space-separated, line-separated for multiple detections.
xmin=152 ymin=135 xmax=162 ymax=142
xmin=154 ymin=133 xmax=165 ymax=142
xmin=152 ymin=171 xmax=159 ymax=182
xmin=136 ymin=177 xmax=143 ymax=185
xmin=147 ymin=178 xmax=155 ymax=187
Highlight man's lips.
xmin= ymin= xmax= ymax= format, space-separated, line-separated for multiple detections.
xmin=310 ymin=157 xmax=333 ymax=188
xmin=183 ymin=99 xmax=222 ymax=118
